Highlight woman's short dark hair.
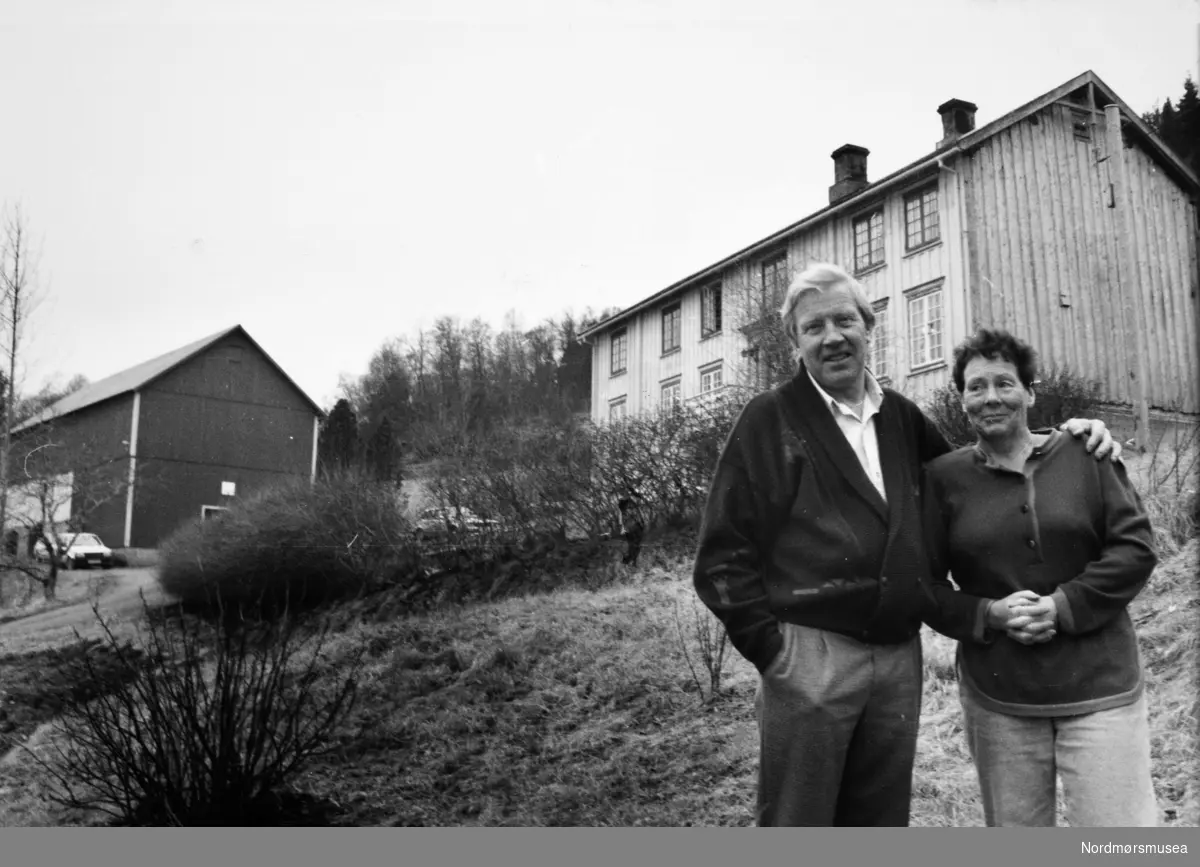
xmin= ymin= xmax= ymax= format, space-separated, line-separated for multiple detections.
xmin=951 ymin=328 xmax=1039 ymax=393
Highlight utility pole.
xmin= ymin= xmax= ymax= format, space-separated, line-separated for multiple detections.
xmin=1103 ymin=104 xmax=1152 ymax=450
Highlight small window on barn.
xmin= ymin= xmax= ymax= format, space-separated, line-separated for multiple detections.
xmin=1071 ymin=109 xmax=1092 ymax=142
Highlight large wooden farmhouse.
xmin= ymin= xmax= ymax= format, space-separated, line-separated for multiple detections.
xmin=6 ymin=325 xmax=323 ymax=551
xmin=580 ymin=70 xmax=1199 ymax=423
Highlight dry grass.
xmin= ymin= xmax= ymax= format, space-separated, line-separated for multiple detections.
xmin=1125 ymin=423 xmax=1199 ymax=559
xmin=0 ymin=567 xmax=116 ymax=623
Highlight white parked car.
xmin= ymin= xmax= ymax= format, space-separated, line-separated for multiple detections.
xmin=414 ymin=507 xmax=495 ymax=536
xmin=34 ymin=532 xmax=114 ymax=569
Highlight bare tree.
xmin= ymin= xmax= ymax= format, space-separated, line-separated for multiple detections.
xmin=0 ymin=204 xmax=44 ymax=536
xmin=721 ymin=260 xmax=797 ymax=394
xmin=2 ymin=421 xmax=146 ymax=600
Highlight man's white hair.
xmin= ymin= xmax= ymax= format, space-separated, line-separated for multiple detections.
xmin=779 ymin=263 xmax=876 ymax=347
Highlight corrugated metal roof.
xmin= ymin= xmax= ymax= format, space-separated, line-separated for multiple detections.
xmin=12 ymin=324 xmax=323 ymax=434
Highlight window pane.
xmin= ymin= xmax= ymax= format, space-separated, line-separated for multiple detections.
xmin=762 ymin=254 xmax=787 ymax=301
xmin=870 ymin=211 xmax=884 ymax=263
xmin=873 ymin=307 xmax=889 ymax=379
xmin=702 ymin=285 xmax=722 ymax=335
xmin=663 ymin=306 xmax=681 ymax=352
xmin=924 ymin=190 xmax=939 ymax=243
xmin=854 ymin=219 xmax=870 ymax=271
xmin=611 ymin=332 xmax=627 ymax=374
xmin=927 ymin=290 xmax=943 ymax=360
xmin=908 ymin=296 xmax=925 ymax=365
xmin=905 ymin=197 xmax=922 ymax=248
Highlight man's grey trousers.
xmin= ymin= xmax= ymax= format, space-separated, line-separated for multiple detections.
xmin=754 ymin=622 xmax=923 ymax=826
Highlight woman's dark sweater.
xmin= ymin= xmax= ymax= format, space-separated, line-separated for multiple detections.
xmin=924 ymin=430 xmax=1158 ymax=717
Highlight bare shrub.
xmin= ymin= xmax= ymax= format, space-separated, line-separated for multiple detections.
xmin=21 ymin=591 xmax=363 ymax=826
xmin=158 ymin=469 xmax=419 ymax=616
xmin=671 ymin=594 xmax=731 ymax=704
xmin=923 ymin=366 xmax=1105 ymax=449
xmin=1025 ymin=367 xmax=1105 ymax=433
xmin=1137 ymin=417 xmax=1199 ymax=558
xmin=423 ymin=391 xmax=744 ymax=552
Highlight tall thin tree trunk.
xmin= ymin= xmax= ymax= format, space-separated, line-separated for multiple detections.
xmin=0 ymin=217 xmax=21 ymax=538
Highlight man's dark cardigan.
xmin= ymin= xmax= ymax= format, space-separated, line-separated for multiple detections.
xmin=693 ymin=369 xmax=951 ymax=673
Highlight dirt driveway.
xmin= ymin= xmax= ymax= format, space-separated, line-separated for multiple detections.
xmin=0 ymin=567 xmax=165 ymax=655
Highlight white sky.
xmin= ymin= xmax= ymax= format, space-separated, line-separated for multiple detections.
xmin=1 ymin=0 xmax=1196 ymax=410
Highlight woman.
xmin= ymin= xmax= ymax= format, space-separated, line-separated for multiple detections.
xmin=923 ymin=328 xmax=1159 ymax=827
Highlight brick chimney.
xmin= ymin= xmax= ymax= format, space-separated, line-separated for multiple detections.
xmin=937 ymin=98 xmax=978 ymax=148
xmin=828 ymin=144 xmax=870 ymax=205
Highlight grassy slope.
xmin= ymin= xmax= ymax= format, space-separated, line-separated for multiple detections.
xmin=296 ymin=538 xmax=1196 ymax=827
xmin=1 ymin=540 xmax=1194 ymax=826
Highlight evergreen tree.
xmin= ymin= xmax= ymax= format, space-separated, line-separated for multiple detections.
xmin=1144 ymin=76 xmax=1200 ymax=178
xmin=318 ymin=398 xmax=360 ymax=477
xmin=365 ymin=415 xmax=401 ymax=484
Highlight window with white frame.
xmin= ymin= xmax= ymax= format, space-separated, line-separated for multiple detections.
xmin=611 ymin=329 xmax=628 ymax=375
xmin=871 ymin=301 xmax=890 ymax=381
xmin=853 ymin=209 xmax=885 ymax=272
xmin=903 ymin=185 xmax=940 ymax=250
xmin=662 ymin=304 xmax=681 ymax=354
xmin=699 ymin=362 xmax=724 ymax=394
xmin=609 ymin=397 xmax=627 ymax=423
xmin=701 ymin=282 xmax=723 ymax=336
xmin=906 ymin=283 xmax=944 ymax=368
xmin=760 ymin=251 xmax=789 ymax=304
xmin=661 ymin=378 xmax=682 ymax=414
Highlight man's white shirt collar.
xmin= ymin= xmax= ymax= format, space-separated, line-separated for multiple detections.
xmin=805 ymin=369 xmax=885 ymax=420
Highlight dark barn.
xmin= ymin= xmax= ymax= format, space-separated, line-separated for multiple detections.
xmin=8 ymin=325 xmax=323 ymax=552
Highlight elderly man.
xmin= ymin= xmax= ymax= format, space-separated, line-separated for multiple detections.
xmin=692 ymin=263 xmax=1118 ymax=827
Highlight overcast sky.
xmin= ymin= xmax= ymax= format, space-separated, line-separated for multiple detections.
xmin=1 ymin=0 xmax=1196 ymax=409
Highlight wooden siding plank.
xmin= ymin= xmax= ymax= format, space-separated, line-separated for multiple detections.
xmin=963 ymin=154 xmax=983 ymax=331
xmin=1124 ymin=152 xmax=1163 ymax=408
xmin=1156 ymin=184 xmax=1185 ymax=405
xmin=1020 ymin=116 xmax=1055 ymax=364
xmin=1186 ymin=201 xmax=1200 ymax=412
xmin=1000 ymin=129 xmax=1024 ymax=333
xmin=1168 ymin=186 xmax=1194 ymax=411
xmin=1156 ymin=178 xmax=1186 ymax=409
xmin=1061 ymin=106 xmax=1093 ymax=376
xmin=980 ymin=134 xmax=1005 ymax=327
xmin=1162 ymin=182 xmax=1200 ymax=412
xmin=1042 ymin=107 xmax=1080 ymax=372
xmin=1140 ymin=164 xmax=1176 ymax=407
xmin=1089 ymin=110 xmax=1128 ymax=405
xmin=1053 ymin=105 xmax=1093 ymax=379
